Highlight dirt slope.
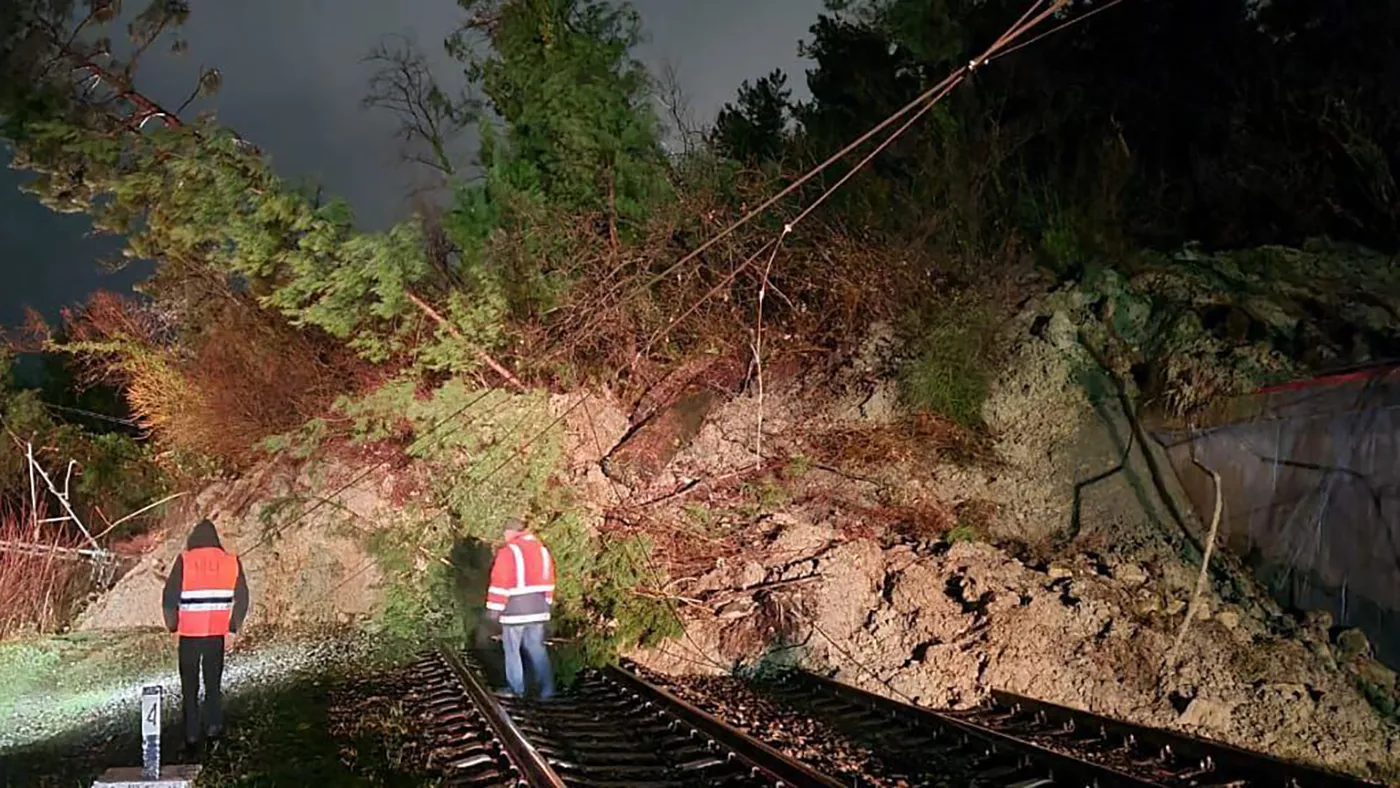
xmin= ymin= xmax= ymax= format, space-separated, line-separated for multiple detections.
xmin=77 ymin=459 xmax=406 ymax=633
xmin=617 ymin=307 xmax=1400 ymax=781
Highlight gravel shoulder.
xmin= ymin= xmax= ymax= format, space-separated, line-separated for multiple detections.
xmin=0 ymin=629 xmax=435 ymax=787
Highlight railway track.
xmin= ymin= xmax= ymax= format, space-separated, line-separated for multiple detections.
xmin=710 ymin=666 xmax=1381 ymax=787
xmin=410 ymin=644 xmax=840 ymax=787
xmin=409 ymin=645 xmax=1380 ymax=787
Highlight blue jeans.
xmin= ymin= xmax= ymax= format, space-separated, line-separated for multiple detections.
xmin=502 ymin=623 xmax=554 ymax=698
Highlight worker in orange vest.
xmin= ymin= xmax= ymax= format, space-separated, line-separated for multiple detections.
xmin=161 ymin=519 xmax=249 ymax=752
xmin=485 ymin=519 xmax=555 ymax=699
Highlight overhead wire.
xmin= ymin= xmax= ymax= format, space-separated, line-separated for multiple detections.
xmin=987 ymin=0 xmax=1126 ymax=65
xmin=238 ymin=387 xmax=498 ymax=558
xmin=395 ymin=0 xmax=1121 ymax=671
xmin=200 ymin=0 xmax=1121 ymax=667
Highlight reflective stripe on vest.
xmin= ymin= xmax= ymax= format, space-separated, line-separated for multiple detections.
xmin=485 ymin=533 xmax=554 ymax=621
xmin=177 ymin=546 xmax=239 ymax=637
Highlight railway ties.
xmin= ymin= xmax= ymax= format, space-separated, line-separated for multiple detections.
xmin=761 ymin=669 xmax=1381 ymax=787
xmin=411 ymin=645 xmax=1380 ymax=788
xmin=423 ymin=644 xmax=841 ymax=788
xmin=407 ymin=653 xmax=520 ymax=787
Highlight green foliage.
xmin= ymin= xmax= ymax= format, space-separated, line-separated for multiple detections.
xmin=945 ymin=522 xmax=979 ymax=544
xmin=346 ymin=379 xmax=676 ymax=665
xmin=739 ymin=476 xmax=791 ymax=516
xmin=898 ymin=299 xmax=994 ymax=428
xmin=1355 ymin=674 xmax=1398 ymax=721
xmin=2 ymin=4 xmax=505 ymax=376
xmin=712 ymin=70 xmax=792 ymax=165
xmin=448 ymin=0 xmax=669 ymax=224
xmin=437 ymin=0 xmax=674 ymax=320
xmin=0 ymin=362 xmax=166 ymax=530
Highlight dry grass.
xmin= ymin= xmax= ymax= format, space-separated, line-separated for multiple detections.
xmin=515 ymin=172 xmax=932 ymax=397
xmin=0 ymin=503 xmax=89 ymax=639
xmin=810 ymin=413 xmax=996 ymax=471
xmin=60 ymin=292 xmax=361 ymax=467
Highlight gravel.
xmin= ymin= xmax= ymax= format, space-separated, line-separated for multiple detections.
xmin=0 ymin=632 xmax=380 ymax=752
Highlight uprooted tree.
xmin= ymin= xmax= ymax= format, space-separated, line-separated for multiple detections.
xmin=3 ymin=0 xmax=1399 ymax=657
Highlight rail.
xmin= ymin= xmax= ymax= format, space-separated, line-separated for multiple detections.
xmin=768 ymin=669 xmax=1381 ymax=787
xmin=436 ymin=643 xmax=565 ymax=787
xmin=990 ymin=689 xmax=1380 ymax=788
xmin=417 ymin=647 xmax=845 ymax=786
xmin=607 ymin=662 xmax=844 ymax=788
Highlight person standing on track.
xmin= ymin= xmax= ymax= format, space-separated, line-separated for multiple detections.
xmin=161 ymin=518 xmax=249 ymax=753
xmin=485 ymin=519 xmax=556 ymax=699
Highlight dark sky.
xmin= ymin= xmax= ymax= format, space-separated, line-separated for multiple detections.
xmin=0 ymin=0 xmax=824 ymax=329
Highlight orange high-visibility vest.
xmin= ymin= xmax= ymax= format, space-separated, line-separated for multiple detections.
xmin=177 ymin=546 xmax=240 ymax=637
xmin=486 ymin=533 xmax=555 ymax=625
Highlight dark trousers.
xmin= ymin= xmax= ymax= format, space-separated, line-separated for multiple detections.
xmin=178 ymin=635 xmax=225 ymax=743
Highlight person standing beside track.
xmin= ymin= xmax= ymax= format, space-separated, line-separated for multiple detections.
xmin=161 ymin=518 xmax=250 ymax=754
xmin=485 ymin=518 xmax=556 ymax=699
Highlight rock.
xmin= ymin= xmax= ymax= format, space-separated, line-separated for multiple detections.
xmin=1112 ymin=563 xmax=1148 ymax=587
xmin=716 ymin=598 xmax=758 ymax=620
xmin=1303 ymin=609 xmax=1333 ymax=640
xmin=1047 ymin=564 xmax=1073 ymax=580
xmin=1307 ymin=640 xmax=1338 ymax=672
xmin=1045 ymin=310 xmax=1079 ymax=350
xmin=1214 ymin=608 xmax=1241 ymax=631
xmin=738 ymin=561 xmax=766 ymax=589
xmin=1335 ymin=628 xmax=1371 ymax=661
xmin=1135 ymin=592 xmax=1161 ymax=615
xmin=1355 ymin=658 xmax=1397 ymax=693
xmin=1178 ymin=697 xmax=1234 ymax=729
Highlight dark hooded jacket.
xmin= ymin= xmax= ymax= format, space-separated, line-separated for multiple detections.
xmin=161 ymin=519 xmax=250 ymax=634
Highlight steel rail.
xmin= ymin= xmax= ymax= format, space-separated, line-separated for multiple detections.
xmin=789 ymin=670 xmax=1163 ymax=787
xmin=437 ymin=643 xmax=566 ymax=788
xmin=993 ymin=689 xmax=1382 ymax=788
xmin=608 ymin=662 xmax=845 ymax=788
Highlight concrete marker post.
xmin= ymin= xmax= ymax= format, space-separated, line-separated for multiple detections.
xmin=91 ymin=685 xmax=201 ymax=788
xmin=141 ymin=685 xmax=161 ymax=779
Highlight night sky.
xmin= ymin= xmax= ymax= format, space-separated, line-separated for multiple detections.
xmin=0 ymin=0 xmax=823 ymax=329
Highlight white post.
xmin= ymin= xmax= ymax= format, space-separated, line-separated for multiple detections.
xmin=26 ymin=442 xmax=39 ymax=539
xmin=141 ymin=685 xmax=162 ymax=779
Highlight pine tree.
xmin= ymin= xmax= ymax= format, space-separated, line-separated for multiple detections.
xmin=712 ymin=70 xmax=792 ymax=165
xmin=447 ymin=0 xmax=669 ymax=229
xmin=1 ymin=2 xmax=508 ymax=375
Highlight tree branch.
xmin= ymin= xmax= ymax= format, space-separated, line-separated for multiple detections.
xmin=404 ymin=291 xmax=525 ymax=391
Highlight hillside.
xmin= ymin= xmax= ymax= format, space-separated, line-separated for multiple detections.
xmin=2 ymin=0 xmax=1400 ymax=784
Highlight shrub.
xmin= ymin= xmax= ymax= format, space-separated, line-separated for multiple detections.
xmin=349 ymin=379 xmax=677 ymax=669
xmin=898 ymin=298 xmax=997 ymax=428
xmin=58 ymin=292 xmax=358 ymax=467
xmin=0 ymin=503 xmax=89 ymax=639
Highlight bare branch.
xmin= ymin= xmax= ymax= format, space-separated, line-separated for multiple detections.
xmin=362 ymin=34 xmax=473 ymax=177
xmin=404 ymin=291 xmax=526 ymax=391
xmin=655 ymin=59 xmax=703 ymax=156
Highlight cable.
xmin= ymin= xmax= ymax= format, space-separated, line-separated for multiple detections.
xmin=38 ymin=401 xmax=141 ymax=428
xmin=200 ymin=0 xmax=1125 ymax=676
xmin=988 ymin=0 xmax=1127 ymax=65
xmin=239 ymin=387 xmax=497 ymax=558
xmin=809 ymin=620 xmax=922 ymax=707
xmin=496 ymin=0 xmax=1123 ymax=675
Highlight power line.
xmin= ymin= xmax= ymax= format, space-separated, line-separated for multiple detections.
xmin=38 ymin=401 xmax=141 ymax=428
xmin=413 ymin=0 xmax=1128 ymax=674
xmin=174 ymin=0 xmax=1122 ymax=673
xmin=239 ymin=387 xmax=498 ymax=558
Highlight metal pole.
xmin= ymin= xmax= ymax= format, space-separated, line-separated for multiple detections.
xmin=141 ymin=685 xmax=162 ymax=780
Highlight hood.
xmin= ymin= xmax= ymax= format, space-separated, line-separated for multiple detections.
xmin=186 ymin=518 xmax=222 ymax=549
